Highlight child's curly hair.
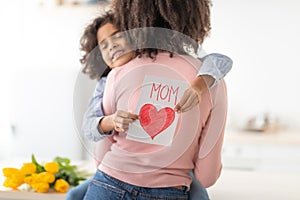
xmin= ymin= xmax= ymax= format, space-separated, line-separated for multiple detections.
xmin=112 ymin=0 xmax=211 ymax=58
xmin=80 ymin=12 xmax=115 ymax=80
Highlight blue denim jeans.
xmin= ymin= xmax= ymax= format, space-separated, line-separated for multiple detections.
xmin=68 ymin=171 xmax=209 ymax=200
xmin=189 ymin=172 xmax=210 ymax=200
xmin=66 ymin=179 xmax=90 ymax=200
xmin=83 ymin=170 xmax=189 ymax=200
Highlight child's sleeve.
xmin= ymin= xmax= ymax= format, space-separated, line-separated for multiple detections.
xmin=82 ymin=77 xmax=113 ymax=142
xmin=198 ymin=53 xmax=233 ymax=88
xmin=193 ymin=81 xmax=228 ymax=188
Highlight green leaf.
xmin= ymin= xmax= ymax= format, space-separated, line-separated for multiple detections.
xmin=54 ymin=157 xmax=70 ymax=166
xmin=52 ymin=158 xmax=88 ymax=187
xmin=31 ymin=154 xmax=45 ymax=173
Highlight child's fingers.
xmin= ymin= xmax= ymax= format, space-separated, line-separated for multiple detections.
xmin=174 ymin=89 xmax=189 ymax=112
xmin=174 ymin=89 xmax=190 ymax=113
xmin=174 ymin=104 xmax=182 ymax=113
xmin=113 ymin=111 xmax=138 ymax=132
xmin=114 ymin=124 xmax=129 ymax=132
xmin=114 ymin=117 xmax=134 ymax=124
xmin=128 ymin=113 xmax=139 ymax=120
xmin=180 ymin=96 xmax=199 ymax=112
xmin=115 ymin=110 xmax=130 ymax=118
xmin=114 ymin=126 xmax=124 ymax=132
xmin=114 ymin=120 xmax=130 ymax=132
xmin=115 ymin=110 xmax=139 ymax=120
xmin=176 ymin=86 xmax=202 ymax=113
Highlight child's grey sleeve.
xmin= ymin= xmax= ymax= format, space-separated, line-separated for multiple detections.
xmin=197 ymin=53 xmax=233 ymax=88
xmin=81 ymin=78 xmax=112 ymax=142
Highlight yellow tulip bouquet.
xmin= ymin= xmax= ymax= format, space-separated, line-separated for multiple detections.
xmin=2 ymin=155 xmax=88 ymax=193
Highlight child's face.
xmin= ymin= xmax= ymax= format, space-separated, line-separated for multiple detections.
xmin=97 ymin=23 xmax=134 ymax=69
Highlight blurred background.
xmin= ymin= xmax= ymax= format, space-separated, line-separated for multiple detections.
xmin=0 ymin=0 xmax=299 ymax=199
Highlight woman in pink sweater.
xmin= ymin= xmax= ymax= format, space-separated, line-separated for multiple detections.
xmin=83 ymin=0 xmax=228 ymax=199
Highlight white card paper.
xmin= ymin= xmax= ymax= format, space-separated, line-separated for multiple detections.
xmin=127 ymin=75 xmax=188 ymax=146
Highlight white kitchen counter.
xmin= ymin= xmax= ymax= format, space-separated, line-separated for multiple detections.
xmin=208 ymin=168 xmax=300 ymax=200
xmin=224 ymin=129 xmax=300 ymax=146
xmin=0 ymin=190 xmax=65 ymax=200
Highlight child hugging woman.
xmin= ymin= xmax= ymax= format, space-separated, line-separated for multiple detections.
xmin=68 ymin=0 xmax=232 ymax=199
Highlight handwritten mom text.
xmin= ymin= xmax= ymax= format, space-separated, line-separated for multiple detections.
xmin=149 ymin=83 xmax=179 ymax=106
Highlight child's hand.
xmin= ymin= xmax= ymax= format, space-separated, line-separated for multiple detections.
xmin=174 ymin=86 xmax=201 ymax=113
xmin=174 ymin=75 xmax=213 ymax=113
xmin=112 ymin=110 xmax=139 ymax=132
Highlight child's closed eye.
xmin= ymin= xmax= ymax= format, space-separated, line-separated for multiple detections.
xmin=112 ymin=32 xmax=122 ymax=39
xmin=99 ymin=42 xmax=107 ymax=50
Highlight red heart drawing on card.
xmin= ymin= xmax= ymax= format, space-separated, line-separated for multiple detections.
xmin=139 ymin=104 xmax=175 ymax=139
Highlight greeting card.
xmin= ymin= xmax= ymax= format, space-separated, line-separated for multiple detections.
xmin=127 ymin=75 xmax=188 ymax=146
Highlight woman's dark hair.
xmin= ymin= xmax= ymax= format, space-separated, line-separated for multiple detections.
xmin=112 ymin=0 xmax=211 ymax=58
xmin=80 ymin=12 xmax=115 ymax=80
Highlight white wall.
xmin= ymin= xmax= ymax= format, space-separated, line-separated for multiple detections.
xmin=9 ymin=68 xmax=83 ymax=160
xmin=0 ymin=2 xmax=109 ymax=160
xmin=204 ymin=0 xmax=300 ymax=129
